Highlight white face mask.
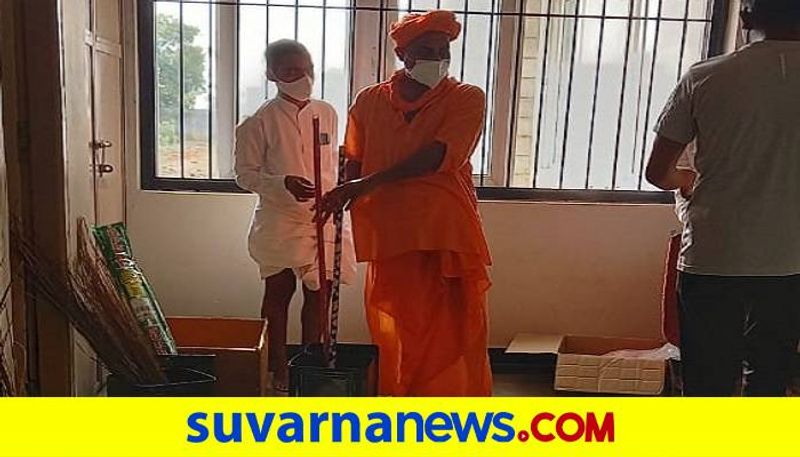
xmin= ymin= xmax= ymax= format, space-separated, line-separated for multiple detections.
xmin=406 ymin=59 xmax=450 ymax=88
xmin=276 ymin=74 xmax=313 ymax=101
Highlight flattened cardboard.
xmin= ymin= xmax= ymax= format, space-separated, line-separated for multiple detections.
xmin=505 ymin=333 xmax=564 ymax=354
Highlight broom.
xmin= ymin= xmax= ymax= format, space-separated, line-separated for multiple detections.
xmin=311 ymin=117 xmax=349 ymax=367
xmin=0 ymin=354 xmax=12 ymax=396
xmin=0 ymin=281 xmax=15 ymax=396
xmin=13 ymin=218 xmax=165 ymax=385
xmin=327 ymin=146 xmax=347 ymax=367
xmin=312 ymin=116 xmax=332 ymax=361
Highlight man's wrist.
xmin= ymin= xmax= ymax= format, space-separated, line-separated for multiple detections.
xmin=360 ymin=174 xmax=380 ymax=195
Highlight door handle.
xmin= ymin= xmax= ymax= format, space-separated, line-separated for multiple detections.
xmin=93 ymin=161 xmax=115 ymax=177
xmin=92 ymin=140 xmax=113 ymax=149
xmin=91 ymin=139 xmax=114 ymax=177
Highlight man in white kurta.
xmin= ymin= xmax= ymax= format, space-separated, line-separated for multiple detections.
xmin=234 ymin=40 xmax=355 ymax=391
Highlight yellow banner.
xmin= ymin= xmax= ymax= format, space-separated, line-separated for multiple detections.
xmin=0 ymin=398 xmax=797 ymax=457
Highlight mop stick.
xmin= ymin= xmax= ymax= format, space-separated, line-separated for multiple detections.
xmin=311 ymin=116 xmax=331 ymax=358
xmin=328 ymin=146 xmax=347 ymax=367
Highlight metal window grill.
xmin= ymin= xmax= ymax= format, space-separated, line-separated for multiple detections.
xmin=139 ymin=0 xmax=724 ymax=199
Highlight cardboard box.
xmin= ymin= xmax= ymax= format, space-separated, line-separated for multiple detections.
xmin=506 ymin=333 xmax=671 ymax=396
xmin=167 ymin=317 xmax=268 ymax=396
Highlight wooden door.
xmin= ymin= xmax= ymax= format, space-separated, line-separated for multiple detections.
xmin=61 ymin=0 xmax=126 ymax=395
xmin=89 ymin=0 xmax=126 ymax=225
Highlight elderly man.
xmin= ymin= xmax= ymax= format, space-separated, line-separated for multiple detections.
xmin=319 ymin=10 xmax=492 ymax=396
xmin=235 ymin=39 xmax=355 ymax=392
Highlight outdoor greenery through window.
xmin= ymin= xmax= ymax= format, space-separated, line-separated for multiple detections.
xmin=140 ymin=0 xmax=723 ymax=197
xmin=155 ymin=12 xmax=208 ymax=178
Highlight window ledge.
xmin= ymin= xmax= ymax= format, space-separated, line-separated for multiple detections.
xmin=476 ymin=187 xmax=675 ymax=205
xmin=142 ymin=179 xmax=675 ymax=205
xmin=141 ymin=178 xmax=247 ymax=194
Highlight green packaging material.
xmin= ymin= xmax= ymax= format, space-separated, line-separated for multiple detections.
xmin=93 ymin=223 xmax=177 ymax=355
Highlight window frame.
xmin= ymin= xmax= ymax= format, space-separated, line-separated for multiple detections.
xmin=138 ymin=0 xmax=245 ymax=193
xmin=138 ymin=0 xmax=731 ymax=202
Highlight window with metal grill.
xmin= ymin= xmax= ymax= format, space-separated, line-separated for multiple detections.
xmin=138 ymin=0 xmax=729 ymax=201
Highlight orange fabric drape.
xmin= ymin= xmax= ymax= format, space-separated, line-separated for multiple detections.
xmin=365 ymin=250 xmax=492 ymax=396
xmin=345 ymin=70 xmax=493 ymax=397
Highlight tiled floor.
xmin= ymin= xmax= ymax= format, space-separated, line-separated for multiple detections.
xmin=492 ymin=373 xmax=558 ymax=397
xmin=492 ymin=372 xmax=800 ymax=397
xmin=269 ymin=374 xmax=557 ymax=397
xmin=268 ymin=356 xmax=799 ymax=396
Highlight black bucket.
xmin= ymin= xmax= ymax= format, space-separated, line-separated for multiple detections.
xmin=159 ymin=353 xmax=216 ymax=376
xmin=107 ymin=354 xmax=216 ymax=397
xmin=288 ymin=343 xmax=379 ymax=397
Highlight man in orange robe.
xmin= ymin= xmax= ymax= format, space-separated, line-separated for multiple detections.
xmin=319 ymin=10 xmax=492 ymax=396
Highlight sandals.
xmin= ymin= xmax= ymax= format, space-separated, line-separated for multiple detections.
xmin=271 ymin=370 xmax=289 ymax=394
xmin=272 ymin=381 xmax=289 ymax=394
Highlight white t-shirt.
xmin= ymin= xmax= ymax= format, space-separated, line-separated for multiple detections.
xmin=655 ymin=40 xmax=800 ymax=276
xmin=233 ymin=97 xmax=356 ymax=285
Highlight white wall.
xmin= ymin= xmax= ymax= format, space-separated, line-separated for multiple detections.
xmin=481 ymin=202 xmax=679 ymax=344
xmin=127 ymin=190 xmax=679 ymax=348
xmin=122 ymin=0 xmax=679 ymax=348
xmin=126 ymin=191 xmax=371 ymax=344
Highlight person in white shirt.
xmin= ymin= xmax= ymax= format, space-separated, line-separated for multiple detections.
xmin=234 ymin=40 xmax=356 ymax=392
xmin=646 ymin=0 xmax=800 ymax=396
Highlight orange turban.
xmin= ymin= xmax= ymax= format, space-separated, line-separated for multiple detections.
xmin=389 ymin=10 xmax=462 ymax=49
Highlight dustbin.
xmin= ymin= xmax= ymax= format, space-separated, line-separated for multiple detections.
xmin=107 ymin=354 xmax=216 ymax=397
xmin=288 ymin=343 xmax=378 ymax=397
xmin=289 ymin=139 xmax=380 ymax=397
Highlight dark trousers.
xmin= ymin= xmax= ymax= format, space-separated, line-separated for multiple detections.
xmin=678 ymin=273 xmax=800 ymax=396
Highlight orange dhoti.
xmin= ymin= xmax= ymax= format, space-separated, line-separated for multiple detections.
xmin=365 ymin=250 xmax=492 ymax=396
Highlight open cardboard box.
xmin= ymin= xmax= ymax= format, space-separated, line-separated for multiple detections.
xmin=506 ymin=333 xmax=673 ymax=396
xmin=167 ymin=317 xmax=268 ymax=396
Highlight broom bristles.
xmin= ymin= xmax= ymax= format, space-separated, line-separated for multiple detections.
xmin=1 ymin=263 xmax=17 ymax=396
xmin=0 ymin=365 xmax=12 ymax=396
xmin=0 ymin=348 xmax=15 ymax=396
xmin=13 ymin=218 xmax=165 ymax=385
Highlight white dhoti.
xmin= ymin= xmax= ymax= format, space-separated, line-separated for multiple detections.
xmin=234 ymin=97 xmax=357 ymax=290
xmin=249 ymin=204 xmax=357 ymax=290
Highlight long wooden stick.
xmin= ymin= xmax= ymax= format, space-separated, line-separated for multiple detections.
xmin=311 ymin=116 xmax=331 ymax=357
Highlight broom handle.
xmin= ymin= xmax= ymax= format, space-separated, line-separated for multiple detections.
xmin=329 ymin=147 xmax=346 ymax=366
xmin=311 ymin=116 xmax=331 ymax=356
